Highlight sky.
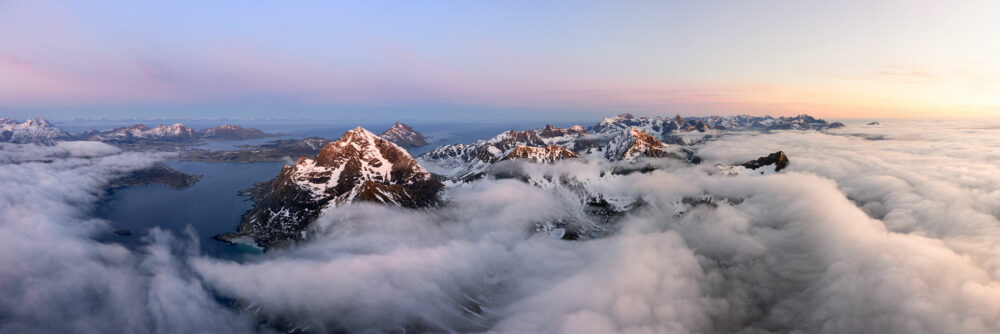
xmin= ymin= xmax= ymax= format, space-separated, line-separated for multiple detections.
xmin=1 ymin=1 xmax=998 ymax=121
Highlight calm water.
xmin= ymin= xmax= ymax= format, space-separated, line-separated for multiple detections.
xmin=96 ymin=161 xmax=286 ymax=258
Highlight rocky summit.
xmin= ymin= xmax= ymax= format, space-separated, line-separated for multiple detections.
xmin=379 ymin=121 xmax=428 ymax=147
xmin=226 ymin=127 xmax=443 ymax=248
xmin=603 ymin=128 xmax=677 ymax=161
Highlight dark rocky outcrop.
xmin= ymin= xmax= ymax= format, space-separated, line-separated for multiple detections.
xmin=739 ymin=151 xmax=789 ymax=172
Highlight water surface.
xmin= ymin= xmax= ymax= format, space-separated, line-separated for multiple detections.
xmin=96 ymin=161 xmax=285 ymax=258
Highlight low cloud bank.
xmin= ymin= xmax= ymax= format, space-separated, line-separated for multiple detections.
xmin=4 ymin=120 xmax=1000 ymax=333
xmin=194 ymin=120 xmax=1000 ymax=333
xmin=0 ymin=142 xmax=249 ymax=333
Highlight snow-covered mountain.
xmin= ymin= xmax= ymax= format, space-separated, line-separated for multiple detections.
xmin=602 ymin=128 xmax=679 ymax=161
xmin=0 ymin=118 xmax=72 ymax=144
xmin=418 ymin=113 xmax=838 ymax=181
xmin=418 ymin=125 xmax=590 ymax=180
xmin=227 ymin=127 xmax=444 ymax=248
xmin=419 ymin=125 xmax=686 ymax=180
xmin=379 ymin=122 xmax=428 ymax=147
xmin=590 ymin=113 xmax=844 ymax=136
xmin=83 ymin=123 xmax=198 ymax=142
xmin=198 ymin=125 xmax=272 ymax=140
xmin=502 ymin=145 xmax=579 ymax=163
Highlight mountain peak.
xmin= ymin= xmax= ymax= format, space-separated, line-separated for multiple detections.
xmin=379 ymin=122 xmax=428 ymax=148
xmin=234 ymin=125 xmax=443 ymax=248
xmin=604 ymin=127 xmax=674 ymax=161
xmin=0 ymin=117 xmax=71 ymax=144
xmin=26 ymin=117 xmax=52 ymax=127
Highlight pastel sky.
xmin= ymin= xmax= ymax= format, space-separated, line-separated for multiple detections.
xmin=1 ymin=1 xmax=998 ymax=121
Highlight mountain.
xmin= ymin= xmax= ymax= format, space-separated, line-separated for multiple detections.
xmin=84 ymin=123 xmax=198 ymax=142
xmin=502 ymin=145 xmax=579 ymax=163
xmin=198 ymin=125 xmax=273 ymax=140
xmin=379 ymin=122 xmax=428 ymax=147
xmin=602 ymin=128 xmax=678 ymax=161
xmin=419 ymin=124 xmax=685 ymax=180
xmin=418 ymin=125 xmax=589 ymax=180
xmin=588 ymin=113 xmax=844 ymax=137
xmin=0 ymin=118 xmax=72 ymax=144
xmin=223 ymin=127 xmax=443 ymax=248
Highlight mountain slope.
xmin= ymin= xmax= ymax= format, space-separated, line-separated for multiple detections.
xmin=228 ymin=127 xmax=444 ymax=248
xmin=603 ymin=128 xmax=678 ymax=161
xmin=502 ymin=145 xmax=579 ymax=163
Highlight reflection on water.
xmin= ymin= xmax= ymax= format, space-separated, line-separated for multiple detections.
xmin=95 ymin=161 xmax=285 ymax=259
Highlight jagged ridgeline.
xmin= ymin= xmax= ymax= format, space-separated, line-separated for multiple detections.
xmin=221 ymin=127 xmax=444 ymax=248
xmin=221 ymin=114 xmax=815 ymax=249
xmin=1 ymin=117 xmax=275 ymax=145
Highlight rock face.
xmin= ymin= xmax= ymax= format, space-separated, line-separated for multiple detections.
xmin=232 ymin=127 xmax=443 ymax=248
xmin=379 ymin=122 xmax=428 ymax=147
xmin=603 ymin=128 xmax=675 ymax=161
xmin=198 ymin=125 xmax=273 ymax=140
xmin=717 ymin=151 xmax=790 ymax=176
xmin=740 ymin=151 xmax=789 ymax=172
xmin=502 ymin=145 xmax=579 ymax=163
xmin=0 ymin=118 xmax=72 ymax=144
xmin=84 ymin=123 xmax=198 ymax=142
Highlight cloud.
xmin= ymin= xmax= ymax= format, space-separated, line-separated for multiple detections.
xmin=0 ymin=141 xmax=249 ymax=333
xmin=6 ymin=120 xmax=1000 ymax=333
xmin=192 ymin=120 xmax=1000 ymax=333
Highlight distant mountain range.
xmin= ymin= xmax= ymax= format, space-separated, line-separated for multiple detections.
xmin=0 ymin=118 xmax=73 ymax=144
xmin=417 ymin=113 xmax=840 ymax=181
xmin=0 ymin=119 xmax=276 ymax=145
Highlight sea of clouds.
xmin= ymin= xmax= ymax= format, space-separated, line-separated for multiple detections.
xmin=2 ymin=119 xmax=1000 ymax=333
